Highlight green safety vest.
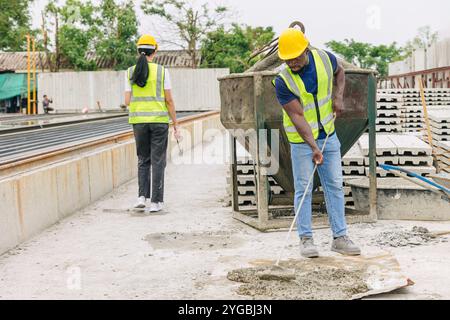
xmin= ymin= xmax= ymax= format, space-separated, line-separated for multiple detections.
xmin=275 ymin=49 xmax=335 ymax=143
xmin=127 ymin=63 xmax=169 ymax=124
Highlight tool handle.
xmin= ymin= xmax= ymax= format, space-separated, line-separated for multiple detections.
xmin=380 ymin=164 xmax=450 ymax=194
xmin=275 ymin=116 xmax=336 ymax=266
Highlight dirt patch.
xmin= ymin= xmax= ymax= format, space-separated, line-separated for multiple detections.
xmin=144 ymin=231 xmax=243 ymax=251
xmin=372 ymin=226 xmax=448 ymax=248
xmin=227 ymin=259 xmax=370 ymax=300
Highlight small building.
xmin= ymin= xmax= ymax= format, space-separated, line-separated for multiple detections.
xmin=0 ymin=72 xmax=30 ymax=114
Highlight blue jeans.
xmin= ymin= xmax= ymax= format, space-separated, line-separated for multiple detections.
xmin=290 ymin=133 xmax=347 ymax=238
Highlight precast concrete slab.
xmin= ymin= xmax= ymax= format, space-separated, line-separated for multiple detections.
xmin=429 ymin=110 xmax=450 ymax=123
xmin=342 ymin=144 xmax=365 ymax=166
xmin=432 ymin=127 xmax=450 ymax=135
xmin=342 ymin=166 xmax=366 ymax=175
xmin=377 ymin=109 xmax=402 ymax=117
xmin=376 ymin=125 xmax=403 ymax=133
xmin=388 ymin=135 xmax=432 ymax=156
xmin=358 ymin=134 xmax=397 ymax=156
xmin=376 ymin=118 xmax=403 ymax=125
xmin=377 ymin=94 xmax=403 ymax=102
xmin=376 ymin=103 xmax=403 ymax=109
xmin=433 ymin=134 xmax=450 ymax=141
xmin=397 ymin=156 xmax=434 ymax=166
xmin=431 ymin=121 xmax=450 ymax=129
xmin=364 ymin=156 xmax=399 ymax=166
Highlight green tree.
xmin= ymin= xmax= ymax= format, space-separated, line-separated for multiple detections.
xmin=404 ymin=26 xmax=438 ymax=69
xmin=0 ymin=0 xmax=34 ymax=51
xmin=326 ymin=39 xmax=403 ymax=77
xmin=42 ymin=0 xmax=98 ymax=71
xmin=42 ymin=0 xmax=139 ymax=71
xmin=141 ymin=0 xmax=228 ymax=68
xmin=58 ymin=0 xmax=99 ymax=71
xmin=201 ymin=24 xmax=275 ymax=73
xmin=96 ymin=0 xmax=139 ymax=70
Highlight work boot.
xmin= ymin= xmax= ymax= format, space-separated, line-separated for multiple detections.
xmin=134 ymin=196 xmax=146 ymax=209
xmin=300 ymin=237 xmax=319 ymax=258
xmin=331 ymin=236 xmax=361 ymax=256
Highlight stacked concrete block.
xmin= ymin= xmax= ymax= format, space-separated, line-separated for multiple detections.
xmin=359 ymin=134 xmax=399 ymax=166
xmin=376 ymin=94 xmax=405 ymax=133
xmin=435 ymin=141 xmax=450 ymax=174
xmin=378 ymin=88 xmax=450 ymax=106
xmin=427 ymin=109 xmax=450 ymax=174
xmin=341 ymin=143 xmax=366 ymax=208
xmin=225 ymin=158 xmax=285 ymax=209
xmin=429 ymin=109 xmax=450 ymax=142
xmin=358 ymin=133 xmax=435 ymax=178
xmin=377 ymin=88 xmax=450 ymax=134
xmin=402 ymin=106 xmax=424 ymax=132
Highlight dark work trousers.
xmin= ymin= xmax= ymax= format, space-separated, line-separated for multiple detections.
xmin=133 ymin=123 xmax=169 ymax=202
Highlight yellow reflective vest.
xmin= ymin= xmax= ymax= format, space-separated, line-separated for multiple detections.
xmin=127 ymin=63 xmax=169 ymax=124
xmin=275 ymin=49 xmax=335 ymax=143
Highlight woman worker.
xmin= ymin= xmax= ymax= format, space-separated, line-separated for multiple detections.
xmin=125 ymin=34 xmax=180 ymax=212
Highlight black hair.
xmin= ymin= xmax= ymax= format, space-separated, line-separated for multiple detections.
xmin=131 ymin=48 xmax=156 ymax=88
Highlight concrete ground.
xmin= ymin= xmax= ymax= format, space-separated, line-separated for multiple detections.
xmin=1 ymin=135 xmax=450 ymax=300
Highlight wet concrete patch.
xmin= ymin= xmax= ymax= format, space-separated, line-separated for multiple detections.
xmin=144 ymin=231 xmax=243 ymax=251
xmin=372 ymin=226 xmax=448 ymax=247
xmin=227 ymin=254 xmax=411 ymax=300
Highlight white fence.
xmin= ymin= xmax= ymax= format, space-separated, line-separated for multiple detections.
xmin=37 ymin=68 xmax=229 ymax=113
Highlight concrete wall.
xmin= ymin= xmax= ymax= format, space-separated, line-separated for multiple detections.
xmin=388 ymin=38 xmax=450 ymax=76
xmin=0 ymin=114 xmax=223 ymax=256
xmin=37 ymin=68 xmax=229 ymax=113
xmin=169 ymin=68 xmax=229 ymax=111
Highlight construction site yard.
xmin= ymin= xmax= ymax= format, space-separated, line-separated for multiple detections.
xmin=1 ymin=137 xmax=450 ymax=300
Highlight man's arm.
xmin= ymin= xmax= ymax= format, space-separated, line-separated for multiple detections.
xmin=332 ymin=63 xmax=345 ymax=117
xmin=282 ymin=99 xmax=323 ymax=164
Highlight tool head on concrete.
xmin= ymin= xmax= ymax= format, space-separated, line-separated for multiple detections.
xmin=230 ymin=254 xmax=413 ymax=300
xmin=256 ymin=267 xmax=296 ymax=282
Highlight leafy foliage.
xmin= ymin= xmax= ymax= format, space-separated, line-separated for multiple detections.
xmin=0 ymin=0 xmax=34 ymax=51
xmin=201 ymin=24 xmax=275 ymax=73
xmin=141 ymin=0 xmax=229 ymax=68
xmin=41 ymin=0 xmax=139 ymax=71
xmin=326 ymin=39 xmax=404 ymax=77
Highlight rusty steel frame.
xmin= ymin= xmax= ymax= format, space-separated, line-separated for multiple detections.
xmin=228 ymin=73 xmax=378 ymax=232
xmin=380 ymin=66 xmax=450 ymax=89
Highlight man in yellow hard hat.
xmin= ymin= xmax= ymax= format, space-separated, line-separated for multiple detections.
xmin=125 ymin=34 xmax=180 ymax=212
xmin=274 ymin=28 xmax=360 ymax=258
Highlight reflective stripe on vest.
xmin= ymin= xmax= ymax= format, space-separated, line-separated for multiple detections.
xmin=127 ymin=63 xmax=169 ymax=124
xmin=129 ymin=111 xmax=169 ymax=117
xmin=277 ymin=49 xmax=335 ymax=143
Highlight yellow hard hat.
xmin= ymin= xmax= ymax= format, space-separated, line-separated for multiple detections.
xmin=137 ymin=34 xmax=158 ymax=50
xmin=278 ymin=28 xmax=309 ymax=60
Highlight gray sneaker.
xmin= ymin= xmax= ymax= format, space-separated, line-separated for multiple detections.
xmin=300 ymin=237 xmax=319 ymax=258
xmin=331 ymin=236 xmax=361 ymax=256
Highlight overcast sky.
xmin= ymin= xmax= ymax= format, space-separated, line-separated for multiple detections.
xmin=32 ymin=0 xmax=450 ymax=49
